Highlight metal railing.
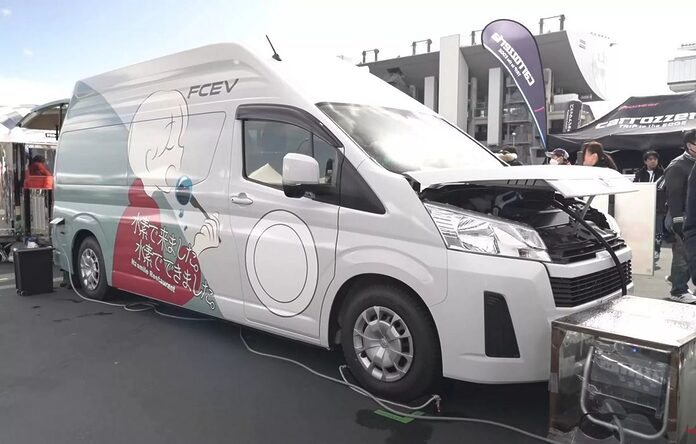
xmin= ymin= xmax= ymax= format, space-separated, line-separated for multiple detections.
xmin=361 ymin=49 xmax=379 ymax=64
xmin=411 ymin=39 xmax=432 ymax=55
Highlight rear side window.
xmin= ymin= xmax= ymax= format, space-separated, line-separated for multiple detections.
xmin=57 ymin=125 xmax=129 ymax=186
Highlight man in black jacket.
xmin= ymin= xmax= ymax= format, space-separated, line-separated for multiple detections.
xmin=665 ymin=130 xmax=696 ymax=303
xmin=636 ymin=151 xmax=666 ymax=263
xmin=680 ymin=131 xmax=696 ymax=297
xmin=634 ymin=150 xmax=664 ymax=183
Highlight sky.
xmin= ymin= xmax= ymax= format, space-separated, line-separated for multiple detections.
xmin=0 ymin=0 xmax=694 ymax=110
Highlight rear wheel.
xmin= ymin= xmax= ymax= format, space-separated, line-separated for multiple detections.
xmin=76 ymin=236 xmax=109 ymax=301
xmin=340 ymin=283 xmax=441 ymax=401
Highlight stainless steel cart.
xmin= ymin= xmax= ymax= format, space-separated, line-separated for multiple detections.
xmin=549 ymin=296 xmax=696 ymax=444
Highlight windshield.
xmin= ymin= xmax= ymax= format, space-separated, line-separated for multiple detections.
xmin=318 ymin=103 xmax=503 ymax=173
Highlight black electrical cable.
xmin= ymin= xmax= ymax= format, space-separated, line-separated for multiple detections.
xmin=552 ymin=199 xmax=628 ymax=296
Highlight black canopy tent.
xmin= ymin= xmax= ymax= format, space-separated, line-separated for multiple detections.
xmin=548 ymin=91 xmax=696 ymax=171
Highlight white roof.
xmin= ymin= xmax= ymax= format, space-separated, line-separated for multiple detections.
xmin=78 ymin=42 xmax=433 ymax=115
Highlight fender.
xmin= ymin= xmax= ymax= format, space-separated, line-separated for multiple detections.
xmin=318 ymin=246 xmax=447 ymax=346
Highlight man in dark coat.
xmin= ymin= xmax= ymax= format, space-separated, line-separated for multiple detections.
xmin=635 ymin=151 xmax=666 ymax=263
xmin=634 ymin=150 xmax=664 ymax=183
xmin=666 ymin=130 xmax=696 ymax=303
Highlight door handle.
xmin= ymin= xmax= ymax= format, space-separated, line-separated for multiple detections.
xmin=230 ymin=193 xmax=253 ymax=206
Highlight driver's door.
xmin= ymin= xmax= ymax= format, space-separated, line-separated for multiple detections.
xmin=228 ymin=106 xmax=341 ymax=340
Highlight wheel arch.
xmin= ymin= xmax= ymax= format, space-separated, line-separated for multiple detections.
xmin=68 ymin=214 xmax=112 ymax=285
xmin=326 ymin=273 xmax=442 ymax=360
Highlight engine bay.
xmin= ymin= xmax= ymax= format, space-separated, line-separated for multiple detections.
xmin=421 ymin=184 xmax=625 ymax=264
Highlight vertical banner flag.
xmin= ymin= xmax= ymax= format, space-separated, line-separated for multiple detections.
xmin=563 ymin=100 xmax=583 ymax=133
xmin=482 ymin=19 xmax=548 ymax=150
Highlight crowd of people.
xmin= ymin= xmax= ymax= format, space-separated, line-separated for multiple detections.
xmin=493 ymin=130 xmax=696 ymax=304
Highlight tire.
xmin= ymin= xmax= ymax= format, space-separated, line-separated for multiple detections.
xmin=340 ymin=283 xmax=441 ymax=401
xmin=76 ymin=236 xmax=109 ymax=301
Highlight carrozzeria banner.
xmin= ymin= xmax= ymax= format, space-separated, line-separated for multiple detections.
xmin=481 ymin=19 xmax=548 ymax=150
xmin=548 ymin=91 xmax=696 ymax=152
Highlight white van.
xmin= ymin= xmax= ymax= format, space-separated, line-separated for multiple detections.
xmin=53 ymin=43 xmax=634 ymax=400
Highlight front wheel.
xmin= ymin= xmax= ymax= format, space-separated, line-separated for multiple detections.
xmin=340 ymin=283 xmax=441 ymax=401
xmin=76 ymin=236 xmax=109 ymax=301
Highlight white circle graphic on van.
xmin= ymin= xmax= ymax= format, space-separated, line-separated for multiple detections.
xmin=246 ymin=211 xmax=318 ymax=317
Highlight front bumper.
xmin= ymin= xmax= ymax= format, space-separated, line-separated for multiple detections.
xmin=430 ymin=247 xmax=632 ymax=384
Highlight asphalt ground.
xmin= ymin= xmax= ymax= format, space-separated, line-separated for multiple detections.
xmin=0 ymin=261 xmax=553 ymax=444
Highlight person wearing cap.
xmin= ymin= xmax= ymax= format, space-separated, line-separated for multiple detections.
xmin=633 ymin=150 xmax=666 ymax=265
xmin=633 ymin=150 xmax=664 ymax=183
xmin=548 ymin=148 xmax=570 ymax=165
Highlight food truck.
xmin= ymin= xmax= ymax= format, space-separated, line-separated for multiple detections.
xmin=0 ymin=100 xmax=68 ymax=258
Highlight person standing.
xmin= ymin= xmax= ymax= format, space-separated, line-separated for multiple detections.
xmin=28 ymin=155 xmax=51 ymax=176
xmin=680 ymin=131 xmax=696 ymax=294
xmin=664 ymin=130 xmax=696 ymax=303
xmin=548 ymin=148 xmax=571 ymax=165
xmin=634 ymin=150 xmax=665 ymax=264
xmin=633 ymin=150 xmax=664 ymax=183
xmin=581 ymin=141 xmax=618 ymax=170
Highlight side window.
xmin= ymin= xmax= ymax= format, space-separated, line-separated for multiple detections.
xmin=313 ymin=135 xmax=337 ymax=186
xmin=243 ymin=120 xmax=338 ymax=188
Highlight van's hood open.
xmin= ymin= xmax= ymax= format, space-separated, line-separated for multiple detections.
xmin=406 ymin=165 xmax=637 ymax=198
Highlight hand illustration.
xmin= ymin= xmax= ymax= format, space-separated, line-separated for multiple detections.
xmin=193 ymin=212 xmax=221 ymax=256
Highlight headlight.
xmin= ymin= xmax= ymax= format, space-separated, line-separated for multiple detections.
xmin=425 ymin=202 xmax=551 ymax=262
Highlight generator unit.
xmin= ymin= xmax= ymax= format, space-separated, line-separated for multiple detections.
xmin=549 ymin=296 xmax=696 ymax=444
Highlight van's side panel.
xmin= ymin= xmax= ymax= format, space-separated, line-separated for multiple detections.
xmin=54 ymin=82 xmax=131 ymax=285
xmin=56 ymin=57 xmax=267 ymax=321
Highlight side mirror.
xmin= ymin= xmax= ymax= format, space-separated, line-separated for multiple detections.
xmin=282 ymin=153 xmax=320 ymax=198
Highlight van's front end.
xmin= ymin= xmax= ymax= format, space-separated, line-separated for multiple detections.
xmin=416 ymin=171 xmax=633 ymax=384
xmin=318 ymin=102 xmax=634 ymax=393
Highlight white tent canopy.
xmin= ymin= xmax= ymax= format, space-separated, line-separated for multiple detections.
xmin=0 ymin=99 xmax=68 ymax=146
xmin=0 ymin=105 xmax=34 ymax=136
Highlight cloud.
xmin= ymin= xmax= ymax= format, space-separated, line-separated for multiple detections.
xmin=23 ymin=49 xmax=34 ymax=57
xmin=1 ymin=8 xmax=11 ymax=17
xmin=0 ymin=77 xmax=71 ymax=106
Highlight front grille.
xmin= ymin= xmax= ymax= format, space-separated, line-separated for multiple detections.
xmin=550 ymin=261 xmax=632 ymax=307
xmin=548 ymin=234 xmax=627 ymax=264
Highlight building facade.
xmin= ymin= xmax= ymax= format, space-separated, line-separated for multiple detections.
xmin=668 ymin=44 xmax=696 ymax=93
xmin=361 ymin=30 xmax=612 ymax=164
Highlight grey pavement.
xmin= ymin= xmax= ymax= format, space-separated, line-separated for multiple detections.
xmin=0 ymin=248 xmax=687 ymax=444
xmin=633 ymin=244 xmax=682 ymax=299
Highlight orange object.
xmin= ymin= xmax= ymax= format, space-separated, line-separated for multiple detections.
xmin=24 ymin=171 xmax=54 ymax=190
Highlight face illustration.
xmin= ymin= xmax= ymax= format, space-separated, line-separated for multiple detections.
xmin=128 ymin=91 xmax=189 ymax=194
